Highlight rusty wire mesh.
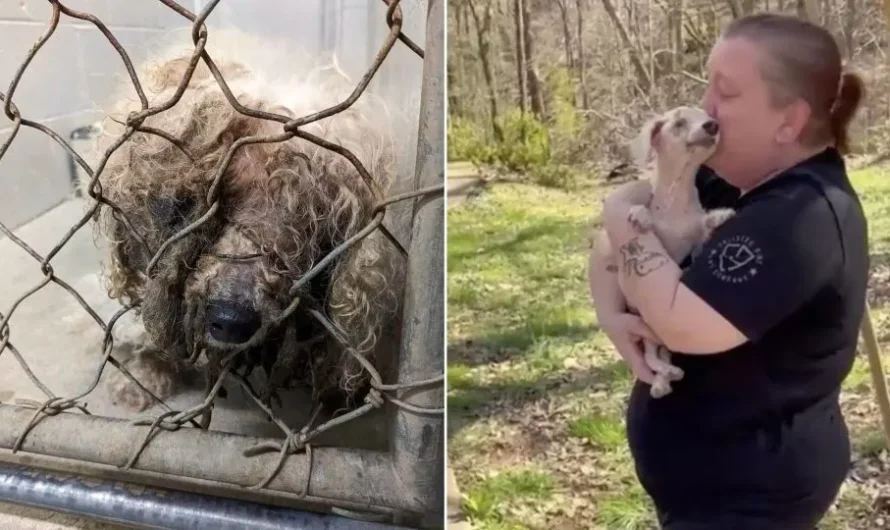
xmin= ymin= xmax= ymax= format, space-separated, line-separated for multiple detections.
xmin=0 ymin=0 xmax=443 ymax=504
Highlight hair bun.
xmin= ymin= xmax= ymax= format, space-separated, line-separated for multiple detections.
xmin=830 ymin=71 xmax=864 ymax=154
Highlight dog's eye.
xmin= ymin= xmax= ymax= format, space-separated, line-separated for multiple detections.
xmin=150 ymin=196 xmax=195 ymax=228
xmin=673 ymin=118 xmax=687 ymax=129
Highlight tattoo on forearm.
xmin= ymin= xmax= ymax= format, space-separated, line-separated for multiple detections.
xmin=619 ymin=237 xmax=669 ymax=277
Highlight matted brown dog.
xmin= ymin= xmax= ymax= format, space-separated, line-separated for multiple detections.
xmin=82 ymin=31 xmax=405 ymax=416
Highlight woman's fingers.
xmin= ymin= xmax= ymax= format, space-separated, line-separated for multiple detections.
xmin=627 ymin=316 xmax=660 ymax=343
xmin=600 ymin=313 xmax=659 ymax=385
xmin=614 ymin=336 xmax=655 ymax=384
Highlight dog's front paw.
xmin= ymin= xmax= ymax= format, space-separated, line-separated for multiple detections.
xmin=627 ymin=205 xmax=654 ymax=233
xmin=704 ymin=208 xmax=735 ymax=232
xmin=650 ymin=375 xmax=672 ymax=399
xmin=665 ymin=364 xmax=684 ymax=381
xmin=107 ymin=354 xmax=177 ymax=412
xmin=657 ymin=347 xmax=684 ymax=381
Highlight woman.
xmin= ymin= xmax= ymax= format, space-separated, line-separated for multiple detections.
xmin=589 ymin=13 xmax=868 ymax=530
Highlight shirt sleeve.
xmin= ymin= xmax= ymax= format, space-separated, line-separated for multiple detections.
xmin=680 ymin=185 xmax=843 ymax=343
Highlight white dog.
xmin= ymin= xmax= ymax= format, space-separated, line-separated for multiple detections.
xmin=609 ymin=106 xmax=735 ymax=398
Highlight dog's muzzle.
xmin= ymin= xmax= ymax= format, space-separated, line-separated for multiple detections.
xmin=206 ymin=299 xmax=261 ymax=344
xmin=688 ymin=136 xmax=717 ymax=148
xmin=687 ymin=120 xmax=720 ymax=148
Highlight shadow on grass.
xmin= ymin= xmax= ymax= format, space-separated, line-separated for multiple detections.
xmin=448 ymin=218 xmax=592 ymax=265
xmin=447 ymin=358 xmax=630 ymax=438
xmin=448 ymin=322 xmax=597 ymax=367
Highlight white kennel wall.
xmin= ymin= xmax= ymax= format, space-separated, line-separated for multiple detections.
xmin=0 ymin=0 xmax=426 ymax=235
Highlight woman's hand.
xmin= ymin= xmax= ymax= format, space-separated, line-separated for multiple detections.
xmin=599 ymin=311 xmax=660 ymax=384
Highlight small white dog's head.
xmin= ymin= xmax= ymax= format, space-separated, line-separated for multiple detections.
xmin=629 ymin=106 xmax=720 ymax=169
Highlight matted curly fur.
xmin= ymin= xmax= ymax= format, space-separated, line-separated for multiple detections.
xmin=82 ymin=30 xmax=405 ymax=414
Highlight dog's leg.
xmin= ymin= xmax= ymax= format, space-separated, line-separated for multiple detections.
xmin=650 ymin=373 xmax=672 ymax=398
xmin=643 ymin=339 xmax=671 ymax=398
xmin=702 ymin=208 xmax=735 ymax=240
xmin=657 ymin=346 xmax=684 ymax=381
xmin=644 ymin=341 xmax=684 ymax=398
xmin=627 ymin=205 xmax=654 ymax=233
xmin=105 ymin=342 xmax=188 ymax=412
xmin=643 ymin=340 xmax=682 ymax=378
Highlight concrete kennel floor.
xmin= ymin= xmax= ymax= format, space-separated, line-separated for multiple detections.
xmin=0 ymin=197 xmax=392 ymax=528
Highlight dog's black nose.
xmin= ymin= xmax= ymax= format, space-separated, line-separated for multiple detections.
xmin=703 ymin=120 xmax=719 ymax=135
xmin=206 ymin=300 xmax=261 ymax=344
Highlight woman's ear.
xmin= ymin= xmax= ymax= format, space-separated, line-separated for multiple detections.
xmin=629 ymin=117 xmax=665 ymax=167
xmin=775 ymin=99 xmax=812 ymax=144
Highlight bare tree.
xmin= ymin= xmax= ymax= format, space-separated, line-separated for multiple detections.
xmin=600 ymin=0 xmax=652 ymax=92
xmin=514 ymin=0 xmax=528 ymax=114
xmin=466 ymin=0 xmax=503 ymax=141
xmin=522 ymin=0 xmax=546 ymax=119
xmin=555 ymin=0 xmax=575 ymax=70
xmin=797 ymin=0 xmax=820 ymax=20
xmin=575 ymin=0 xmax=589 ymax=108
xmin=726 ymin=0 xmax=743 ymax=18
xmin=448 ymin=0 xmax=890 ymax=170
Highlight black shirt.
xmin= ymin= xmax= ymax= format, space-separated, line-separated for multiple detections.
xmin=625 ymin=147 xmax=869 ymax=523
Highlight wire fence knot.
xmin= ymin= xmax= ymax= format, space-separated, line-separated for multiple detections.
xmin=365 ymin=388 xmax=385 ymax=408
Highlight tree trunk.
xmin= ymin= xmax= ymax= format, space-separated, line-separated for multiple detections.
xmin=845 ymin=0 xmax=856 ymax=58
xmin=522 ymin=0 xmax=546 ymax=120
xmin=448 ymin=4 xmax=462 ymax=117
xmin=600 ymin=0 xmax=652 ymax=93
xmin=797 ymin=0 xmax=820 ymax=20
xmin=726 ymin=0 xmax=742 ymax=18
xmin=575 ymin=0 xmax=589 ymax=109
xmin=669 ymin=0 xmax=684 ymax=102
xmin=514 ymin=0 xmax=528 ymax=114
xmin=467 ymin=0 xmax=503 ymax=141
xmin=556 ymin=0 xmax=574 ymax=69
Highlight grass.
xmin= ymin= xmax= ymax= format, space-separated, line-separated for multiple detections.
xmin=568 ymin=413 xmax=626 ymax=452
xmin=854 ymin=427 xmax=887 ymax=457
xmin=595 ymin=484 xmax=658 ymax=530
xmin=448 ymin=163 xmax=890 ymax=529
xmin=463 ymin=468 xmax=556 ymax=528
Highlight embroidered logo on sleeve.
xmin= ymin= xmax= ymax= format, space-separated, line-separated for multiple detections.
xmin=707 ymin=234 xmax=764 ymax=283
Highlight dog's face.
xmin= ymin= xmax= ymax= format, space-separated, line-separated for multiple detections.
xmin=630 ymin=106 xmax=720 ymax=169
xmin=90 ymin=47 xmax=401 ymax=406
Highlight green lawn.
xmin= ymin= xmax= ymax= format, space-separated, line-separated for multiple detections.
xmin=447 ymin=165 xmax=890 ymax=530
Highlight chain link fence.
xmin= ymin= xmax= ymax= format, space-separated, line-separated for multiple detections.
xmin=0 ymin=0 xmax=444 ymax=527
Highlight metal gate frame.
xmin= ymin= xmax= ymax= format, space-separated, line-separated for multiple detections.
xmin=0 ymin=0 xmax=444 ymax=528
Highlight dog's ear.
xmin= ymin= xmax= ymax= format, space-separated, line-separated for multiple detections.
xmin=629 ymin=117 xmax=665 ymax=167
